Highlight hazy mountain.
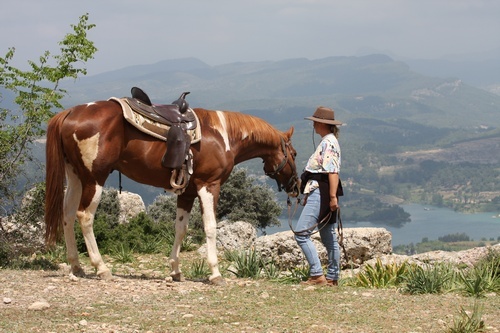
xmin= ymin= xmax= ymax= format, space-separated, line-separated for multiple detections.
xmin=61 ymin=54 xmax=500 ymax=129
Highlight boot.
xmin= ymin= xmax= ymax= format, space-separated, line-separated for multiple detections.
xmin=300 ymin=275 xmax=327 ymax=286
xmin=326 ymin=279 xmax=338 ymax=286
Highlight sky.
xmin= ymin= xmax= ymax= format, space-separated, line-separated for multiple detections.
xmin=1 ymin=0 xmax=499 ymax=76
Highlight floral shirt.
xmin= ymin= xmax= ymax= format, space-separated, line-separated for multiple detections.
xmin=303 ymin=133 xmax=341 ymax=194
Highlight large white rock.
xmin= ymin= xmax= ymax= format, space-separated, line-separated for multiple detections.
xmin=117 ymin=191 xmax=146 ymax=224
xmin=254 ymin=227 xmax=393 ymax=269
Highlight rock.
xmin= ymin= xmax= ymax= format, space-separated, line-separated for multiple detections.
xmin=342 ymin=228 xmax=392 ymax=267
xmin=3 ymin=297 xmax=12 ymax=304
xmin=198 ymin=221 xmax=256 ymax=255
xmin=28 ymin=300 xmax=50 ymax=311
xmin=361 ymin=243 xmax=500 ymax=271
xmin=254 ymin=227 xmax=392 ymax=269
xmin=117 ymin=191 xmax=146 ymax=224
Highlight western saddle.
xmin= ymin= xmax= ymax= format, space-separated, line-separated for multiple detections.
xmin=125 ymin=87 xmax=197 ymax=191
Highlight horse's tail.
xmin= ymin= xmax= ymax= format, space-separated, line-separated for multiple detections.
xmin=44 ymin=110 xmax=69 ymax=246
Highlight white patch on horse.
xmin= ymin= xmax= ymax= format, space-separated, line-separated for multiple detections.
xmin=240 ymin=130 xmax=249 ymax=141
xmin=73 ymin=132 xmax=100 ymax=172
xmin=215 ymin=111 xmax=231 ymax=152
xmin=85 ymin=102 xmax=97 ymax=107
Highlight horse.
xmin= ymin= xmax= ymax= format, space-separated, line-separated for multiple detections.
xmin=44 ymin=95 xmax=300 ymax=285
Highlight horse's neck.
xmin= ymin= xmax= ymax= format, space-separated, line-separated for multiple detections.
xmin=233 ymin=136 xmax=279 ymax=164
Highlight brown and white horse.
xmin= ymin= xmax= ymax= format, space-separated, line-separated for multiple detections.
xmin=44 ymin=99 xmax=300 ymax=285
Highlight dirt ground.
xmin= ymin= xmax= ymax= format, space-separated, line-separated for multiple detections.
xmin=1 ymin=261 xmax=499 ymax=333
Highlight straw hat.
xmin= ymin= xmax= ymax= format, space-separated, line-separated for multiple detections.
xmin=304 ymin=106 xmax=343 ymax=125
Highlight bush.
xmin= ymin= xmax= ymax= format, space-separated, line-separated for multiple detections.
xmin=454 ymin=249 xmax=500 ymax=297
xmin=349 ymin=258 xmax=409 ymax=288
xmin=402 ymin=263 xmax=455 ymax=295
xmin=446 ymin=302 xmax=485 ymax=333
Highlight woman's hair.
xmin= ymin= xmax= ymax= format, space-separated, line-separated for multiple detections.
xmin=330 ymin=125 xmax=339 ymax=138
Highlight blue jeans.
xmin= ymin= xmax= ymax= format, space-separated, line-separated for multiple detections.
xmin=294 ymin=189 xmax=340 ymax=280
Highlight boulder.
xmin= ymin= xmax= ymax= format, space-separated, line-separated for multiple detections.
xmin=254 ymin=227 xmax=393 ymax=269
xmin=198 ymin=220 xmax=257 ymax=256
xmin=117 ymin=191 xmax=146 ymax=224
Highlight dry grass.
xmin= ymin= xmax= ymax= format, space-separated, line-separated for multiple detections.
xmin=1 ymin=253 xmax=499 ymax=333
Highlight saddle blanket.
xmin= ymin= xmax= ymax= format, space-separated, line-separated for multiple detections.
xmin=109 ymin=97 xmax=202 ymax=143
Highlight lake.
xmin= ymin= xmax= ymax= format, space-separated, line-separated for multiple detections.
xmin=268 ymin=204 xmax=500 ymax=246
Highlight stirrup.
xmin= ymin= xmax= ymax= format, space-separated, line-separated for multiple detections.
xmin=170 ymin=167 xmax=189 ymax=190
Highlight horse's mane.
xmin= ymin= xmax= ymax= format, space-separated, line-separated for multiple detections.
xmin=197 ymin=108 xmax=284 ymax=145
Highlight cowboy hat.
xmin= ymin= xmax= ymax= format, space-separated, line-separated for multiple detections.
xmin=304 ymin=106 xmax=343 ymax=125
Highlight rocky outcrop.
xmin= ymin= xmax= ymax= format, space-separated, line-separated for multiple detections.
xmin=254 ymin=227 xmax=392 ymax=268
xmin=117 ymin=191 xmax=146 ymax=224
xmin=207 ymin=221 xmax=498 ymax=271
xmin=199 ymin=221 xmax=393 ymax=268
xmin=197 ymin=221 xmax=257 ymax=256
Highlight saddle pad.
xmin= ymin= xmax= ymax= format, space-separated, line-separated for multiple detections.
xmin=109 ymin=97 xmax=201 ymax=143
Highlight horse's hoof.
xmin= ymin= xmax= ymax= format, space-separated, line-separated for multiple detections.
xmin=209 ymin=276 xmax=226 ymax=286
xmin=171 ymin=273 xmax=185 ymax=282
xmin=72 ymin=266 xmax=85 ymax=277
xmin=97 ymin=270 xmax=113 ymax=280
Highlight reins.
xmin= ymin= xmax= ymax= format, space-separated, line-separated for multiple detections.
xmin=266 ymin=137 xmax=299 ymax=193
xmin=286 ymin=196 xmax=347 ymax=262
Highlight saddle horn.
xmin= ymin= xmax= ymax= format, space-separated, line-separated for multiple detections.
xmin=172 ymin=92 xmax=190 ymax=114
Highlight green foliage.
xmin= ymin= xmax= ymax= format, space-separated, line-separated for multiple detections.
xmin=402 ymin=263 xmax=455 ymax=295
xmin=446 ymin=302 xmax=485 ymax=333
xmin=439 ymin=233 xmax=471 ymax=243
xmin=224 ymin=249 xmax=266 ymax=279
xmin=0 ymin=13 xmax=97 ymax=210
xmin=218 ymin=168 xmax=282 ymax=231
xmin=110 ymin=243 xmax=135 ymax=264
xmin=350 ymin=258 xmax=409 ymax=288
xmin=272 ymin=264 xmax=310 ymax=284
xmin=185 ymin=259 xmax=211 ymax=280
xmin=74 ymin=189 xmax=200 ymax=257
xmin=147 ymin=193 xmax=204 ymax=245
xmin=454 ymin=249 xmax=500 ymax=297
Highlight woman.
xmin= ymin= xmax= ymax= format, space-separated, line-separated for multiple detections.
xmin=295 ymin=106 xmax=342 ymax=286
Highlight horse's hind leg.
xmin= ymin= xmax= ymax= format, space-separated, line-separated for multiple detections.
xmin=63 ymin=165 xmax=85 ymax=276
xmin=76 ymin=182 xmax=112 ymax=279
xmin=169 ymin=197 xmax=194 ymax=282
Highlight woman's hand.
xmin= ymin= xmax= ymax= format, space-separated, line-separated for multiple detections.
xmin=329 ymin=196 xmax=338 ymax=211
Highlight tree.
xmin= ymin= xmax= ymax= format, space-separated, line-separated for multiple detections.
xmin=0 ymin=13 xmax=97 ymax=211
xmin=217 ymin=168 xmax=282 ymax=231
xmin=147 ymin=168 xmax=283 ymax=232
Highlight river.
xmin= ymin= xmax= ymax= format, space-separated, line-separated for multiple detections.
xmin=268 ymin=204 xmax=500 ymax=246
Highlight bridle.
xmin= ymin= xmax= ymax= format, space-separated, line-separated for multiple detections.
xmin=265 ymin=137 xmax=299 ymax=194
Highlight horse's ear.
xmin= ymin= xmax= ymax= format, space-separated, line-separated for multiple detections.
xmin=284 ymin=126 xmax=294 ymax=139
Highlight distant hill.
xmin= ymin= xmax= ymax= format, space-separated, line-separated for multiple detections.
xmin=61 ymin=54 xmax=500 ymax=130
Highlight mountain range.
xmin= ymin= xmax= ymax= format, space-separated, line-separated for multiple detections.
xmin=16 ymin=53 xmax=500 ymax=207
xmin=61 ymin=54 xmax=500 ymax=131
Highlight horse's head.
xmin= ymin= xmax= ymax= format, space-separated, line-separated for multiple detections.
xmin=264 ymin=127 xmax=301 ymax=197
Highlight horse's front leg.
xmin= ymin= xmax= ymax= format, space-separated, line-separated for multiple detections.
xmin=169 ymin=202 xmax=192 ymax=282
xmin=77 ymin=183 xmax=112 ymax=279
xmin=197 ymin=186 xmax=225 ymax=286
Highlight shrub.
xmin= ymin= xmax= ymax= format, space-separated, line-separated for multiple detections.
xmin=224 ymin=249 xmax=265 ymax=279
xmin=402 ymin=263 xmax=454 ymax=294
xmin=446 ymin=302 xmax=485 ymax=333
xmin=454 ymin=249 xmax=500 ymax=297
xmin=351 ymin=258 xmax=409 ymax=288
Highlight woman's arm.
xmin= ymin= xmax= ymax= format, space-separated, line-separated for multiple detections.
xmin=328 ymin=172 xmax=339 ymax=211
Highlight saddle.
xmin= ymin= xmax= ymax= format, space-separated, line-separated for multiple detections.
xmin=127 ymin=87 xmax=197 ymax=130
xmin=114 ymin=87 xmax=200 ymax=193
